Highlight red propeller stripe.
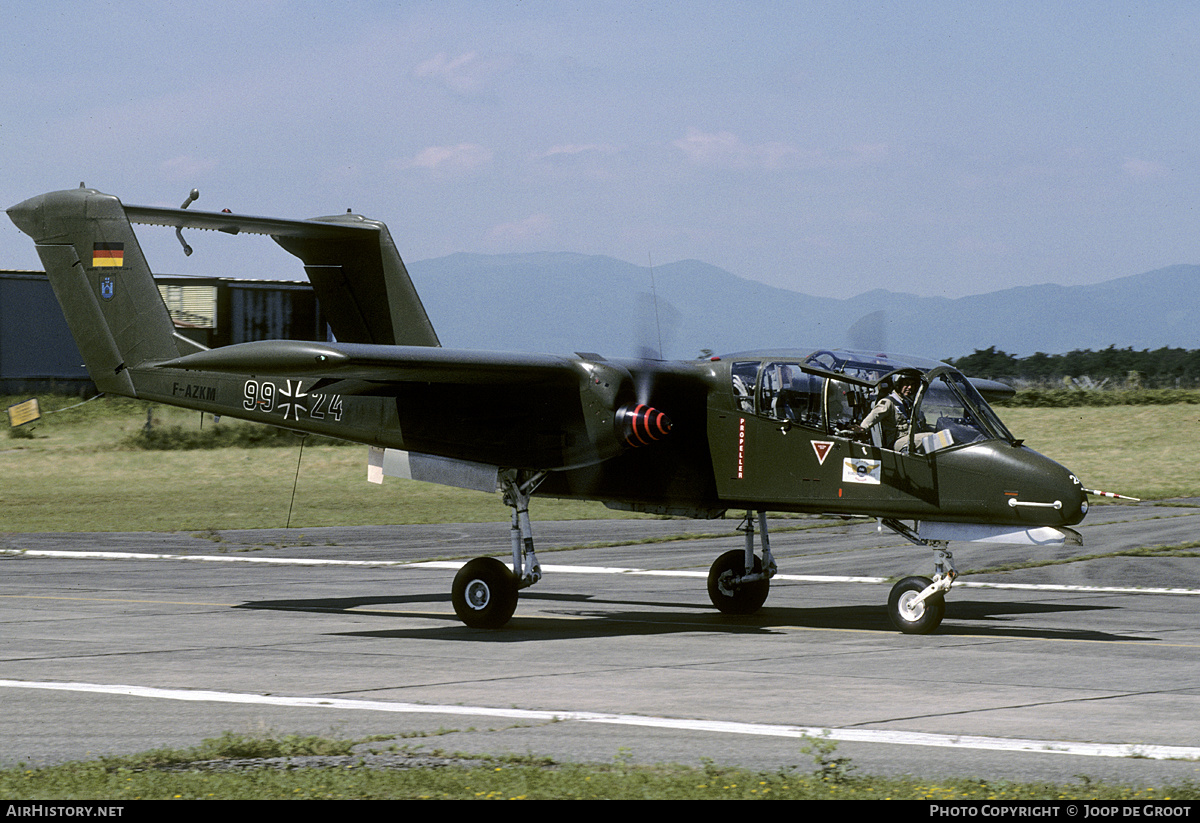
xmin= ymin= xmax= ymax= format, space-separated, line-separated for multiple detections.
xmin=629 ymin=404 xmax=651 ymax=446
xmin=623 ymin=404 xmax=672 ymax=447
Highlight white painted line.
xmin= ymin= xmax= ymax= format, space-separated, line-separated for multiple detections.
xmin=2 ymin=550 xmax=410 ymax=567
xmin=7 ymin=550 xmax=1200 ymax=595
xmin=1 ymin=679 xmax=1196 ymax=761
xmin=952 ymin=581 xmax=1200 ymax=596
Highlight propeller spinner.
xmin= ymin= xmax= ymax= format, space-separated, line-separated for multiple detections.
xmin=616 ymin=403 xmax=673 ymax=448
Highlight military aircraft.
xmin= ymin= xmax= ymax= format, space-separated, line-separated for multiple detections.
xmin=8 ymin=185 xmax=1132 ymax=634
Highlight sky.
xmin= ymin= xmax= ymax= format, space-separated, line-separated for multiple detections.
xmin=2 ymin=1 xmax=1198 ymax=299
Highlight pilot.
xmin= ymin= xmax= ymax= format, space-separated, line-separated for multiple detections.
xmin=853 ymin=374 xmax=920 ymax=451
xmin=776 ymin=365 xmax=804 ymax=421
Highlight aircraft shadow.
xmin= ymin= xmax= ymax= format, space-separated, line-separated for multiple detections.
xmin=236 ymin=593 xmax=1149 ymax=643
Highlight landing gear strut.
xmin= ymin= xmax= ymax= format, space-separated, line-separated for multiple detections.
xmin=451 ymin=470 xmax=547 ymax=629
xmin=707 ymin=511 xmax=777 ymax=615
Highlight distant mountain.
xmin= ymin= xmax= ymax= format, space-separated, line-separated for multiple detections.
xmin=406 ymin=254 xmax=1200 ymax=361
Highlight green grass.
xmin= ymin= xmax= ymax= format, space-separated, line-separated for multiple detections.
xmin=2 ymin=731 xmax=1196 ymax=800
xmin=1000 ymin=388 xmax=1200 ymax=407
xmin=1001 ymin=404 xmax=1200 ymax=500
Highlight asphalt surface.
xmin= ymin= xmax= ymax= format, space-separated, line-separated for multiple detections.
xmin=2 ymin=502 xmax=1199 ymax=786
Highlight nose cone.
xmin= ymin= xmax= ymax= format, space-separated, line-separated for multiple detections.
xmin=946 ymin=441 xmax=1088 ymax=527
xmin=1004 ymin=446 xmax=1089 ymax=526
xmin=1044 ymin=463 xmax=1089 ymax=526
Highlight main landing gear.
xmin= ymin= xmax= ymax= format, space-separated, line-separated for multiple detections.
xmin=702 ymin=513 xmax=960 ymax=634
xmin=449 ymin=494 xmax=785 ymax=628
xmin=449 ymin=498 xmax=957 ymax=634
xmin=451 ymin=470 xmax=546 ymax=629
xmin=707 ymin=511 xmax=778 ymax=615
xmin=880 ymin=519 xmax=958 ymax=634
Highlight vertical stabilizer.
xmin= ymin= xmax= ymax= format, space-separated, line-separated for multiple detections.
xmin=7 ymin=187 xmax=180 ymax=396
xmin=274 ymin=214 xmax=440 ymax=347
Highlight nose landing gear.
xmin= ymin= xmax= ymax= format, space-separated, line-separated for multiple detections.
xmin=880 ymin=525 xmax=958 ymax=634
xmin=887 ymin=575 xmax=947 ymax=634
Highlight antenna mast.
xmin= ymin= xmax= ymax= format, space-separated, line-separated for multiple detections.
xmin=648 ymin=253 xmax=664 ymax=359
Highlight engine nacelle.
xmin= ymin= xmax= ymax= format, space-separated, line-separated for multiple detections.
xmin=573 ymin=360 xmax=674 ymax=464
xmin=615 ymin=403 xmax=673 ymax=448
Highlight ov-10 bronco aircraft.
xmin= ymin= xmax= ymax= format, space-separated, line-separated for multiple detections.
xmin=9 ymin=185 xmax=1132 ymax=633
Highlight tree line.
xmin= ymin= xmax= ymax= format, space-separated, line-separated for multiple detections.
xmin=947 ymin=346 xmax=1200 ymax=388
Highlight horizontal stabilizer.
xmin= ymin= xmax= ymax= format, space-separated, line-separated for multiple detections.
xmin=126 ymin=204 xmax=379 ymax=240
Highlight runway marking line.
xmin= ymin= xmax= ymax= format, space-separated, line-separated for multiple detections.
xmin=0 ymin=594 xmax=235 ymax=607
xmin=6 ymin=549 xmax=1200 ymax=597
xmin=1 ymin=678 xmax=1197 ymax=762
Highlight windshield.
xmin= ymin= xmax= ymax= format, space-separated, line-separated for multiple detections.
xmin=910 ymin=368 xmax=1015 ymax=453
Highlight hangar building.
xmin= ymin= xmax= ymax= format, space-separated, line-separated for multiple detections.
xmin=0 ymin=271 xmax=326 ymax=395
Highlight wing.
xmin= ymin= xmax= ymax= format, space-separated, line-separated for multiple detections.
xmin=156 ymin=339 xmax=574 ymax=383
xmin=157 ymin=341 xmax=707 ymax=471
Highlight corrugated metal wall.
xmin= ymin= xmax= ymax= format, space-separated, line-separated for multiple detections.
xmin=0 ymin=273 xmax=89 ymax=392
xmin=158 ymin=284 xmax=217 ymax=329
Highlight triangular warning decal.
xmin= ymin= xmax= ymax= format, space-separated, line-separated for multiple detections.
xmin=811 ymin=440 xmax=834 ymax=466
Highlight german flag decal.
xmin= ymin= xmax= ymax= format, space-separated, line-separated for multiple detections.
xmin=92 ymin=242 xmax=124 ymax=268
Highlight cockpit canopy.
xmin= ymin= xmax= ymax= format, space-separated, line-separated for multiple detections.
xmin=728 ymin=348 xmax=1016 ymax=454
xmin=802 ymin=349 xmax=946 ymax=382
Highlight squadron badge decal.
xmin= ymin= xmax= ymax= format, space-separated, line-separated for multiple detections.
xmin=842 ymin=457 xmax=881 ymax=485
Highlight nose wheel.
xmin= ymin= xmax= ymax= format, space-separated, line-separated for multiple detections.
xmin=887 ymin=576 xmax=946 ymax=634
xmin=878 ymin=523 xmax=960 ymax=635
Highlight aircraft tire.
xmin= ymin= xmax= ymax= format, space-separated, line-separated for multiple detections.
xmin=887 ymin=576 xmax=945 ymax=634
xmin=707 ymin=549 xmax=770 ymax=615
xmin=452 ymin=557 xmax=519 ymax=629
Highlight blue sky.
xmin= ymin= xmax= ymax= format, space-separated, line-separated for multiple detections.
xmin=3 ymin=1 xmax=1197 ymax=298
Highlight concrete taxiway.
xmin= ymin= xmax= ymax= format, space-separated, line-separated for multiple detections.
xmin=1 ymin=502 xmax=1199 ymax=785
